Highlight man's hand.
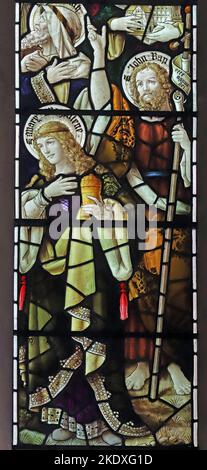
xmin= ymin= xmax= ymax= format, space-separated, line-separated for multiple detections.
xmin=146 ymin=23 xmax=180 ymax=43
xmin=60 ymin=55 xmax=91 ymax=80
xmin=157 ymin=197 xmax=190 ymax=215
xmin=47 ymin=59 xmax=75 ymax=84
xmin=110 ymin=15 xmax=143 ymax=33
xmin=172 ymin=125 xmax=191 ymax=152
xmin=176 ymin=200 xmax=191 ymax=215
xmin=87 ymin=17 xmax=106 ymax=53
xmin=21 ymin=50 xmax=48 ymax=73
xmin=44 ymin=177 xmax=78 ymax=199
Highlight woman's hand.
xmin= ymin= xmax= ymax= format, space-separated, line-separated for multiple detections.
xmin=172 ymin=125 xmax=191 ymax=152
xmin=81 ymin=197 xmax=114 ymax=220
xmin=110 ymin=15 xmax=142 ymax=33
xmin=44 ymin=176 xmax=78 ymax=199
xmin=21 ymin=50 xmax=48 ymax=73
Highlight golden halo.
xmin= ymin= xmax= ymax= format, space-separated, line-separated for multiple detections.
xmin=122 ymin=51 xmax=171 ymax=108
xmin=24 ymin=112 xmax=86 ymax=159
xmin=29 ymin=3 xmax=86 ymax=48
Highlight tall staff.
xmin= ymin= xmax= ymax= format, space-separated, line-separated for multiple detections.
xmin=149 ymin=7 xmax=191 ymax=401
xmin=149 ymin=91 xmax=185 ymax=401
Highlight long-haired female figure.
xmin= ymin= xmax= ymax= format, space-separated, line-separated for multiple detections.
xmin=19 ymin=117 xmax=150 ymax=445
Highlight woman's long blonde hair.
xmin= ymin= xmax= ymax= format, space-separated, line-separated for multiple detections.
xmin=33 ymin=121 xmax=95 ymax=181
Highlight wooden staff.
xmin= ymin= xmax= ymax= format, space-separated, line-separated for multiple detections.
xmin=149 ymin=90 xmax=185 ymax=401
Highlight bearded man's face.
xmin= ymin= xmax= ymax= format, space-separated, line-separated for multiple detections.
xmin=33 ymin=12 xmax=50 ymax=45
xmin=136 ymin=68 xmax=168 ymax=110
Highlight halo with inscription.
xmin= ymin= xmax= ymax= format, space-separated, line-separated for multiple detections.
xmin=29 ymin=3 xmax=87 ymax=48
xmin=122 ymin=51 xmax=171 ymax=108
xmin=24 ymin=106 xmax=86 ymax=159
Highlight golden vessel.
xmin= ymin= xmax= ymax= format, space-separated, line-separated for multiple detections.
xmin=80 ymin=173 xmax=102 ymax=206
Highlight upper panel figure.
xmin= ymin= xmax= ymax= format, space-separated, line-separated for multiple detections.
xmin=90 ymin=4 xmax=183 ymax=60
xmin=20 ymin=4 xmax=192 ymax=112
xmin=88 ymin=4 xmax=192 ymax=110
xmin=21 ymin=3 xmax=92 ymax=109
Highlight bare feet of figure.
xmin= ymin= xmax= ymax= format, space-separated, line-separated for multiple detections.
xmin=101 ymin=430 xmax=122 ymax=446
xmin=167 ymin=363 xmax=191 ymax=395
xmin=52 ymin=428 xmax=75 ymax=441
xmin=126 ymin=362 xmax=150 ymax=391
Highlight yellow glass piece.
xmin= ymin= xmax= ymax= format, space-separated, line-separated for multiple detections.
xmin=65 ymin=285 xmax=84 ymax=309
xmin=69 ymin=241 xmax=93 ymax=266
xmin=85 ymin=351 xmax=106 ymax=376
xmin=67 ymin=262 xmax=96 ymax=297
xmin=29 ymin=303 xmax=52 ymax=331
xmin=71 ymin=317 xmax=89 ymax=332
xmin=42 ymin=259 xmax=66 ymax=275
xmin=28 ymin=336 xmax=50 ymax=361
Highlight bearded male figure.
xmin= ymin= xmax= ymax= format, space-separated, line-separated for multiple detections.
xmin=125 ymin=61 xmax=192 ymax=396
xmin=20 ymin=3 xmax=91 ymax=109
xmin=129 ymin=62 xmax=173 ymax=111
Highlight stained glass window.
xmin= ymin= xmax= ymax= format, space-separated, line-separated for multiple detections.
xmin=13 ymin=1 xmax=198 ymax=449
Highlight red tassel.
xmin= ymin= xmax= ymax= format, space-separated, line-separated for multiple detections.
xmin=19 ymin=275 xmax=27 ymax=311
xmin=119 ymin=282 xmax=128 ymax=321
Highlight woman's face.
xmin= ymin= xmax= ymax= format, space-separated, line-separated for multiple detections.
xmin=36 ymin=136 xmax=65 ymax=165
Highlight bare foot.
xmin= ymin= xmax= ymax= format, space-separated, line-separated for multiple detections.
xmin=52 ymin=428 xmax=75 ymax=441
xmin=126 ymin=362 xmax=150 ymax=391
xmin=101 ymin=430 xmax=122 ymax=446
xmin=167 ymin=363 xmax=191 ymax=395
